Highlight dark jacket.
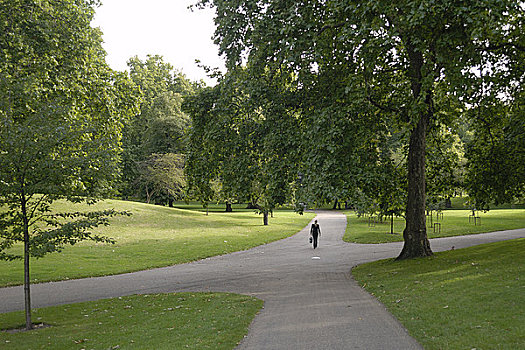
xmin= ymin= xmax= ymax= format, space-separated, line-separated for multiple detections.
xmin=310 ymin=223 xmax=320 ymax=236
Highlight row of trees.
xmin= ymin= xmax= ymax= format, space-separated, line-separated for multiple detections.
xmin=186 ymin=0 xmax=524 ymax=260
xmin=0 ymin=1 xmax=196 ymax=330
xmin=0 ymin=0 xmax=205 ymax=330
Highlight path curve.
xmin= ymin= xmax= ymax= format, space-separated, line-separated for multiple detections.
xmin=1 ymin=211 xmax=524 ymax=349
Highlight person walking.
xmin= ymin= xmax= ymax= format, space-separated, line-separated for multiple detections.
xmin=310 ymin=219 xmax=321 ymax=249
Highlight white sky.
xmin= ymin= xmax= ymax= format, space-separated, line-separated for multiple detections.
xmin=91 ymin=0 xmax=225 ymax=85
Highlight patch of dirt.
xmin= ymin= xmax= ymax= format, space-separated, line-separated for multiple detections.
xmin=3 ymin=323 xmax=52 ymax=333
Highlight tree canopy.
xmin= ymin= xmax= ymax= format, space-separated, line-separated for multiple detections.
xmin=464 ymin=92 xmax=525 ymax=208
xmin=195 ymin=0 xmax=524 ymax=257
xmin=184 ymin=69 xmax=300 ymax=223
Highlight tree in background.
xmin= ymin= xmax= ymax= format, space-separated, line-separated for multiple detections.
xmin=135 ymin=153 xmax=186 ymax=206
xmin=197 ymin=0 xmax=524 ymax=259
xmin=464 ymin=91 xmax=525 ymax=209
xmin=121 ymin=55 xmax=198 ymax=203
xmin=426 ymin=127 xmax=463 ymax=210
xmin=0 ymin=0 xmax=139 ymax=329
xmin=185 ymin=69 xmax=299 ymax=223
xmin=183 ymin=87 xmax=219 ymax=213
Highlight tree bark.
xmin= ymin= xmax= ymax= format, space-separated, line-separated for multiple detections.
xmin=397 ymin=39 xmax=433 ymax=260
xmin=225 ymin=202 xmax=233 ymax=212
xmin=397 ymin=109 xmax=433 ymax=259
xmin=255 ymin=204 xmax=269 ymax=225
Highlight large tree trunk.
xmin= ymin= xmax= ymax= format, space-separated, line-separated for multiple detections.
xmin=397 ymin=40 xmax=433 ymax=260
xmin=397 ymin=114 xmax=432 ymax=259
xmin=225 ymin=202 xmax=233 ymax=212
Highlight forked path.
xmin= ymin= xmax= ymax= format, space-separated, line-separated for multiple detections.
xmin=2 ymin=211 xmax=525 ymax=349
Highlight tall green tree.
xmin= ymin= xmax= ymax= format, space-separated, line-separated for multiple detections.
xmin=198 ymin=0 xmax=524 ymax=259
xmin=122 ymin=55 xmax=197 ymax=201
xmin=0 ymin=0 xmax=139 ymax=329
xmin=135 ymin=153 xmax=186 ymax=206
xmin=185 ymin=69 xmax=298 ymax=223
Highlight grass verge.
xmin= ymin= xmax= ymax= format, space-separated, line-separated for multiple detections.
xmin=1 ymin=200 xmax=314 ymax=287
xmin=352 ymin=238 xmax=525 ymax=350
xmin=0 ymin=292 xmax=263 ymax=350
xmin=343 ymin=209 xmax=525 ymax=244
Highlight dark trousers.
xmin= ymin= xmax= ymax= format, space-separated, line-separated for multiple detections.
xmin=312 ymin=233 xmax=319 ymax=249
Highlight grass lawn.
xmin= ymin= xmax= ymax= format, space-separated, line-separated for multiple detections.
xmin=0 ymin=199 xmax=314 ymax=287
xmin=0 ymin=292 xmax=263 ymax=350
xmin=343 ymin=209 xmax=525 ymax=244
xmin=449 ymin=197 xmax=525 ymax=210
xmin=352 ymin=238 xmax=525 ymax=350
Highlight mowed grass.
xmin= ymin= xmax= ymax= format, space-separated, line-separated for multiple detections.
xmin=343 ymin=209 xmax=525 ymax=244
xmin=352 ymin=238 xmax=525 ymax=350
xmin=0 ymin=292 xmax=263 ymax=350
xmin=0 ymin=200 xmax=314 ymax=287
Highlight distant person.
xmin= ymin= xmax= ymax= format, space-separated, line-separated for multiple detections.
xmin=310 ymin=219 xmax=321 ymax=249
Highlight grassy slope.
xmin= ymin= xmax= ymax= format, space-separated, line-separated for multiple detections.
xmin=343 ymin=209 xmax=525 ymax=244
xmin=0 ymin=292 xmax=263 ymax=350
xmin=0 ymin=200 xmax=314 ymax=287
xmin=352 ymin=239 xmax=525 ymax=350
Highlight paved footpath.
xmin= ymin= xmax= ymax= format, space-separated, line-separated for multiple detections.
xmin=2 ymin=211 xmax=524 ymax=349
